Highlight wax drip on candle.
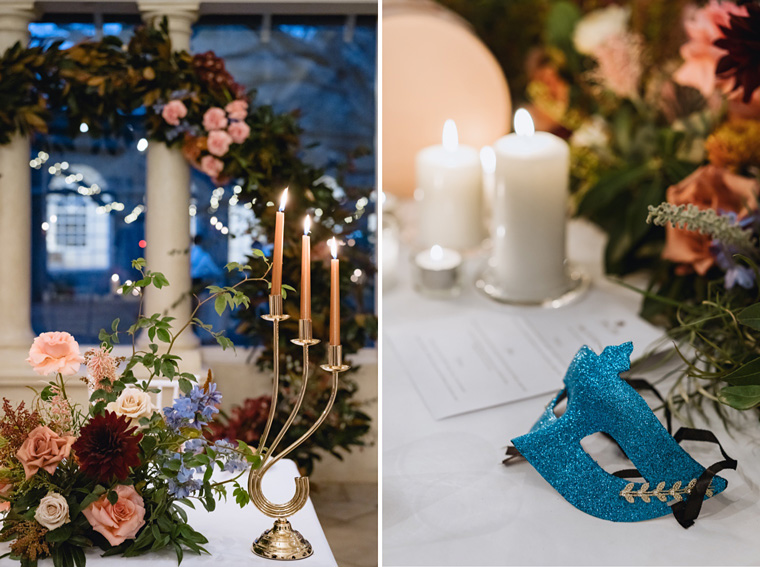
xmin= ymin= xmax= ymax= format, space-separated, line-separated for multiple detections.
xmin=514 ymin=108 xmax=535 ymax=136
xmin=442 ymin=119 xmax=458 ymax=152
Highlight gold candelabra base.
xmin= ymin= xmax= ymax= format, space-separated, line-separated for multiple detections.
xmin=251 ymin=518 xmax=313 ymax=561
xmin=249 ymin=296 xmax=350 ymax=561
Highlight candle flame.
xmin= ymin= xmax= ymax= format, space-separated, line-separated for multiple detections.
xmin=279 ymin=187 xmax=289 ymax=212
xmin=430 ymin=245 xmax=443 ymax=261
xmin=514 ymin=108 xmax=535 ymax=136
xmin=328 ymin=237 xmax=338 ymax=259
xmin=442 ymin=119 xmax=458 ymax=152
xmin=480 ymin=146 xmax=496 ymax=173
xmin=304 ymin=215 xmax=311 ymax=235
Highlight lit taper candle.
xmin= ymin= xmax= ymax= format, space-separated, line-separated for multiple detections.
xmin=271 ymin=188 xmax=288 ymax=296
xmin=328 ymin=237 xmax=340 ymax=345
xmin=301 ymin=215 xmax=311 ymax=320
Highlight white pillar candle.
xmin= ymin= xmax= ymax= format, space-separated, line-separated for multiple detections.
xmin=491 ymin=109 xmax=570 ymax=301
xmin=416 ymin=120 xmax=483 ymax=250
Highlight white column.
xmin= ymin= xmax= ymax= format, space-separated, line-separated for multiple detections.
xmin=0 ymin=3 xmax=36 ymax=378
xmin=138 ymin=2 xmax=201 ymax=367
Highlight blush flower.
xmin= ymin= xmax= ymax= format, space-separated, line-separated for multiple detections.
xmin=0 ymin=481 xmax=12 ymax=512
xmin=673 ymin=1 xmax=748 ymax=97
xmin=225 ymin=99 xmax=249 ymax=120
xmin=200 ymin=155 xmax=225 ymax=179
xmin=663 ymin=165 xmax=760 ymax=274
xmin=16 ymin=426 xmax=76 ymax=479
xmin=73 ymin=411 xmax=142 ymax=483
xmin=27 ymin=332 xmax=84 ymax=376
xmin=83 ymin=485 xmax=145 ymax=547
xmin=573 ymin=5 xmax=630 ymax=55
xmin=161 ymin=100 xmax=188 ymax=126
xmin=227 ymin=121 xmax=251 ymax=144
xmin=207 ymin=130 xmax=233 ymax=157
xmin=202 ymin=107 xmax=228 ymax=131
xmin=106 ymin=388 xmax=157 ymax=428
xmin=589 ymin=32 xmax=643 ymax=99
xmin=34 ymin=492 xmax=70 ymax=531
xmin=85 ymin=347 xmax=119 ymax=392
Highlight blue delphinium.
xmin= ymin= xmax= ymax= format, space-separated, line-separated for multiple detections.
xmin=710 ymin=212 xmax=758 ymax=290
xmin=163 ymin=384 xmax=223 ymax=430
xmin=213 ymin=439 xmax=248 ymax=474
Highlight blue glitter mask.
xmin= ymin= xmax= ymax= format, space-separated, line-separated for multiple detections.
xmin=509 ymin=343 xmax=734 ymax=526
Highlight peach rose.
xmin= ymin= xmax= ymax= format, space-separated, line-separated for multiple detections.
xmin=673 ymin=1 xmax=748 ymax=97
xmin=663 ymin=165 xmax=760 ymax=275
xmin=27 ymin=331 xmax=84 ymax=376
xmin=202 ymin=107 xmax=228 ymax=131
xmin=16 ymin=426 xmax=76 ymax=479
xmin=207 ymin=130 xmax=233 ymax=157
xmin=200 ymin=155 xmax=224 ymax=179
xmin=0 ymin=481 xmax=12 ymax=513
xmin=161 ymin=100 xmax=187 ymax=126
xmin=83 ymin=485 xmax=146 ymax=547
xmin=225 ymin=99 xmax=248 ymax=120
xmin=227 ymin=120 xmax=251 ymax=144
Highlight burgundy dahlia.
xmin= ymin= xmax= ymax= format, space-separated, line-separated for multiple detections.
xmin=716 ymin=4 xmax=760 ymax=103
xmin=73 ymin=411 xmax=143 ymax=482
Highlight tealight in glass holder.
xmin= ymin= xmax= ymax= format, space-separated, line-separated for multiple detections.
xmin=412 ymin=244 xmax=463 ymax=298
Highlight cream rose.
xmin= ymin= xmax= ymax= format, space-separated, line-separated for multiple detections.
xmin=573 ymin=5 xmax=630 ymax=55
xmin=34 ymin=492 xmax=71 ymax=530
xmin=106 ymin=388 xmax=157 ymax=428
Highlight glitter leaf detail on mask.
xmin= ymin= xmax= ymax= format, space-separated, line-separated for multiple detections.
xmin=620 ymin=478 xmax=714 ymax=504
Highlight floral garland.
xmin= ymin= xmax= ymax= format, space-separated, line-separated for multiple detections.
xmin=0 ymin=21 xmax=376 ymax=464
xmin=0 ymin=260 xmax=269 ymax=567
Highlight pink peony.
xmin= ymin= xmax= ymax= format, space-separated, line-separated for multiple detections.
xmin=227 ymin=121 xmax=251 ymax=144
xmin=200 ymin=155 xmax=225 ymax=179
xmin=83 ymin=485 xmax=146 ymax=547
xmin=225 ymin=99 xmax=249 ymax=120
xmin=673 ymin=1 xmax=748 ymax=97
xmin=161 ymin=100 xmax=187 ymax=126
xmin=27 ymin=331 xmax=84 ymax=376
xmin=16 ymin=426 xmax=76 ymax=479
xmin=663 ymin=165 xmax=759 ymax=275
xmin=0 ymin=482 xmax=12 ymax=512
xmin=590 ymin=32 xmax=643 ymax=99
xmin=207 ymin=130 xmax=233 ymax=157
xmin=202 ymin=107 xmax=228 ymax=131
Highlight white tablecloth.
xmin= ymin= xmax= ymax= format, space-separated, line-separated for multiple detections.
xmin=383 ymin=215 xmax=760 ymax=566
xmin=1 ymin=459 xmax=337 ymax=566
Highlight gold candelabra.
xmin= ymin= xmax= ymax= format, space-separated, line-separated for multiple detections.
xmin=248 ymin=295 xmax=350 ymax=560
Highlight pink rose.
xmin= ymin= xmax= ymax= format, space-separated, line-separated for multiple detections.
xmin=227 ymin=121 xmax=251 ymax=144
xmin=673 ymin=1 xmax=748 ymax=97
xmin=161 ymin=100 xmax=187 ymax=126
xmin=27 ymin=331 xmax=84 ymax=376
xmin=200 ymin=155 xmax=225 ymax=179
xmin=207 ymin=130 xmax=233 ymax=157
xmin=0 ymin=482 xmax=12 ymax=512
xmin=202 ymin=107 xmax=228 ymax=131
xmin=83 ymin=485 xmax=146 ymax=547
xmin=16 ymin=426 xmax=76 ymax=479
xmin=225 ymin=99 xmax=249 ymax=120
xmin=663 ymin=165 xmax=759 ymax=275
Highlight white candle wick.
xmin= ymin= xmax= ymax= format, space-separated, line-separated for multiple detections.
xmin=514 ymin=108 xmax=535 ymax=136
xmin=279 ymin=187 xmax=289 ymax=211
xmin=442 ymin=119 xmax=459 ymax=152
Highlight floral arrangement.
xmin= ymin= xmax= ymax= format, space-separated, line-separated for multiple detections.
xmin=0 ymin=260 xmax=270 ymax=567
xmin=0 ymin=20 xmax=376 ymax=454
xmin=441 ymin=0 xmax=760 ymax=418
